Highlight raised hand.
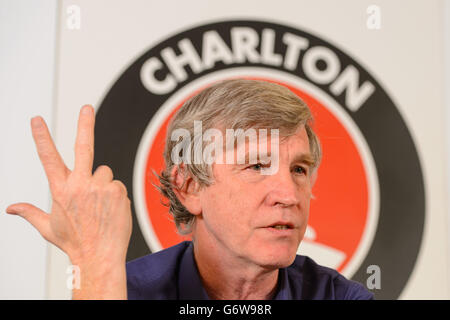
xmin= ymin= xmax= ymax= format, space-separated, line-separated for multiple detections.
xmin=6 ymin=105 xmax=132 ymax=299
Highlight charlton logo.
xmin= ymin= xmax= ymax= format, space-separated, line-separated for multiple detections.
xmin=94 ymin=20 xmax=425 ymax=299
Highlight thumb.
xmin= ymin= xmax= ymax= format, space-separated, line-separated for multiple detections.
xmin=6 ymin=203 xmax=53 ymax=241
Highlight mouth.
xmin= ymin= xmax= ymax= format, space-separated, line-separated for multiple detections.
xmin=265 ymin=221 xmax=294 ymax=231
xmin=266 ymin=222 xmax=295 ymax=230
xmin=262 ymin=223 xmax=296 ymax=237
xmin=270 ymin=225 xmax=291 ymax=230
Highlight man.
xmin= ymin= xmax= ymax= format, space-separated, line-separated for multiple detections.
xmin=6 ymin=79 xmax=373 ymax=300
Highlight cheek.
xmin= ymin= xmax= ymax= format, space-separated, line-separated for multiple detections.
xmin=203 ymin=177 xmax=248 ymax=211
xmin=200 ymin=184 xmax=233 ymax=224
xmin=300 ymin=180 xmax=313 ymax=207
xmin=199 ymin=182 xmax=253 ymax=234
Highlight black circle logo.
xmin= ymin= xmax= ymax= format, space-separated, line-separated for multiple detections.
xmin=94 ymin=20 xmax=425 ymax=299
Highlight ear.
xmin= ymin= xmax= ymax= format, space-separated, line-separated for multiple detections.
xmin=170 ymin=164 xmax=202 ymax=215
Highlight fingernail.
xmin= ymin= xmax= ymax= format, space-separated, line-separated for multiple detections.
xmin=30 ymin=116 xmax=43 ymax=128
xmin=81 ymin=105 xmax=93 ymax=114
xmin=5 ymin=206 xmax=18 ymax=214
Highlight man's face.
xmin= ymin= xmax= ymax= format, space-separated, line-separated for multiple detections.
xmin=195 ymin=125 xmax=315 ymax=269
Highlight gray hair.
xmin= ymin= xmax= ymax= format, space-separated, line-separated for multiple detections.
xmin=156 ymin=79 xmax=321 ymax=235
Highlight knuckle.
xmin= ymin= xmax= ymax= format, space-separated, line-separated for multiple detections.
xmin=105 ymin=182 xmax=119 ymax=196
xmin=88 ymin=182 xmax=101 ymax=194
xmin=68 ymin=182 xmax=84 ymax=198
xmin=97 ymin=164 xmax=112 ymax=174
xmin=110 ymin=180 xmax=127 ymax=196
xmin=94 ymin=164 xmax=114 ymax=180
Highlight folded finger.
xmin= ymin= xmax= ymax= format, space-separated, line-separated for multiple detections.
xmin=92 ymin=165 xmax=114 ymax=185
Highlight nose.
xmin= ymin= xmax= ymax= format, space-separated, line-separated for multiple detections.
xmin=264 ymin=168 xmax=303 ymax=208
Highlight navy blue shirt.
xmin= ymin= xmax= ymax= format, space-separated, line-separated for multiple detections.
xmin=126 ymin=241 xmax=373 ymax=300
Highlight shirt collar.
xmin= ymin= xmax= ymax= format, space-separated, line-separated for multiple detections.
xmin=178 ymin=241 xmax=293 ymax=300
xmin=274 ymin=265 xmax=293 ymax=300
xmin=178 ymin=241 xmax=211 ymax=299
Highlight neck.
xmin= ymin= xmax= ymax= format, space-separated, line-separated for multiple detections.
xmin=192 ymin=231 xmax=279 ymax=300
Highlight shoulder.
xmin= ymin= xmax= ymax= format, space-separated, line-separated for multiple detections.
xmin=126 ymin=241 xmax=190 ymax=300
xmin=288 ymin=255 xmax=374 ymax=300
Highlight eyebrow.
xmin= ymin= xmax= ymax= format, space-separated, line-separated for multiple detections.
xmin=241 ymin=151 xmax=271 ymax=164
xmin=291 ymin=153 xmax=316 ymax=167
xmin=239 ymin=150 xmax=315 ymax=167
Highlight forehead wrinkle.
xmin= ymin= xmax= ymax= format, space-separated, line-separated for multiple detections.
xmin=236 ymin=132 xmax=313 ymax=163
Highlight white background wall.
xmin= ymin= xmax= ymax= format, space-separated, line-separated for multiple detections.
xmin=445 ymin=0 xmax=450 ymax=298
xmin=0 ymin=0 xmax=57 ymax=299
xmin=0 ymin=0 xmax=449 ymax=299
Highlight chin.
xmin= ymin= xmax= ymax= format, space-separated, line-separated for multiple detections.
xmin=253 ymin=243 xmax=298 ymax=269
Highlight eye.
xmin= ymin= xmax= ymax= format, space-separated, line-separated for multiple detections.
xmin=293 ymin=166 xmax=307 ymax=175
xmin=249 ymin=163 xmax=263 ymax=171
xmin=247 ymin=163 xmax=272 ymax=171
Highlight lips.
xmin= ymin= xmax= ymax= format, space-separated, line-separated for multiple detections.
xmin=266 ymin=221 xmax=295 ymax=229
xmin=262 ymin=222 xmax=296 ymax=237
xmin=271 ymin=225 xmax=290 ymax=230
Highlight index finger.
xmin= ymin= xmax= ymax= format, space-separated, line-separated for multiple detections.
xmin=74 ymin=105 xmax=95 ymax=175
xmin=31 ymin=116 xmax=69 ymax=188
